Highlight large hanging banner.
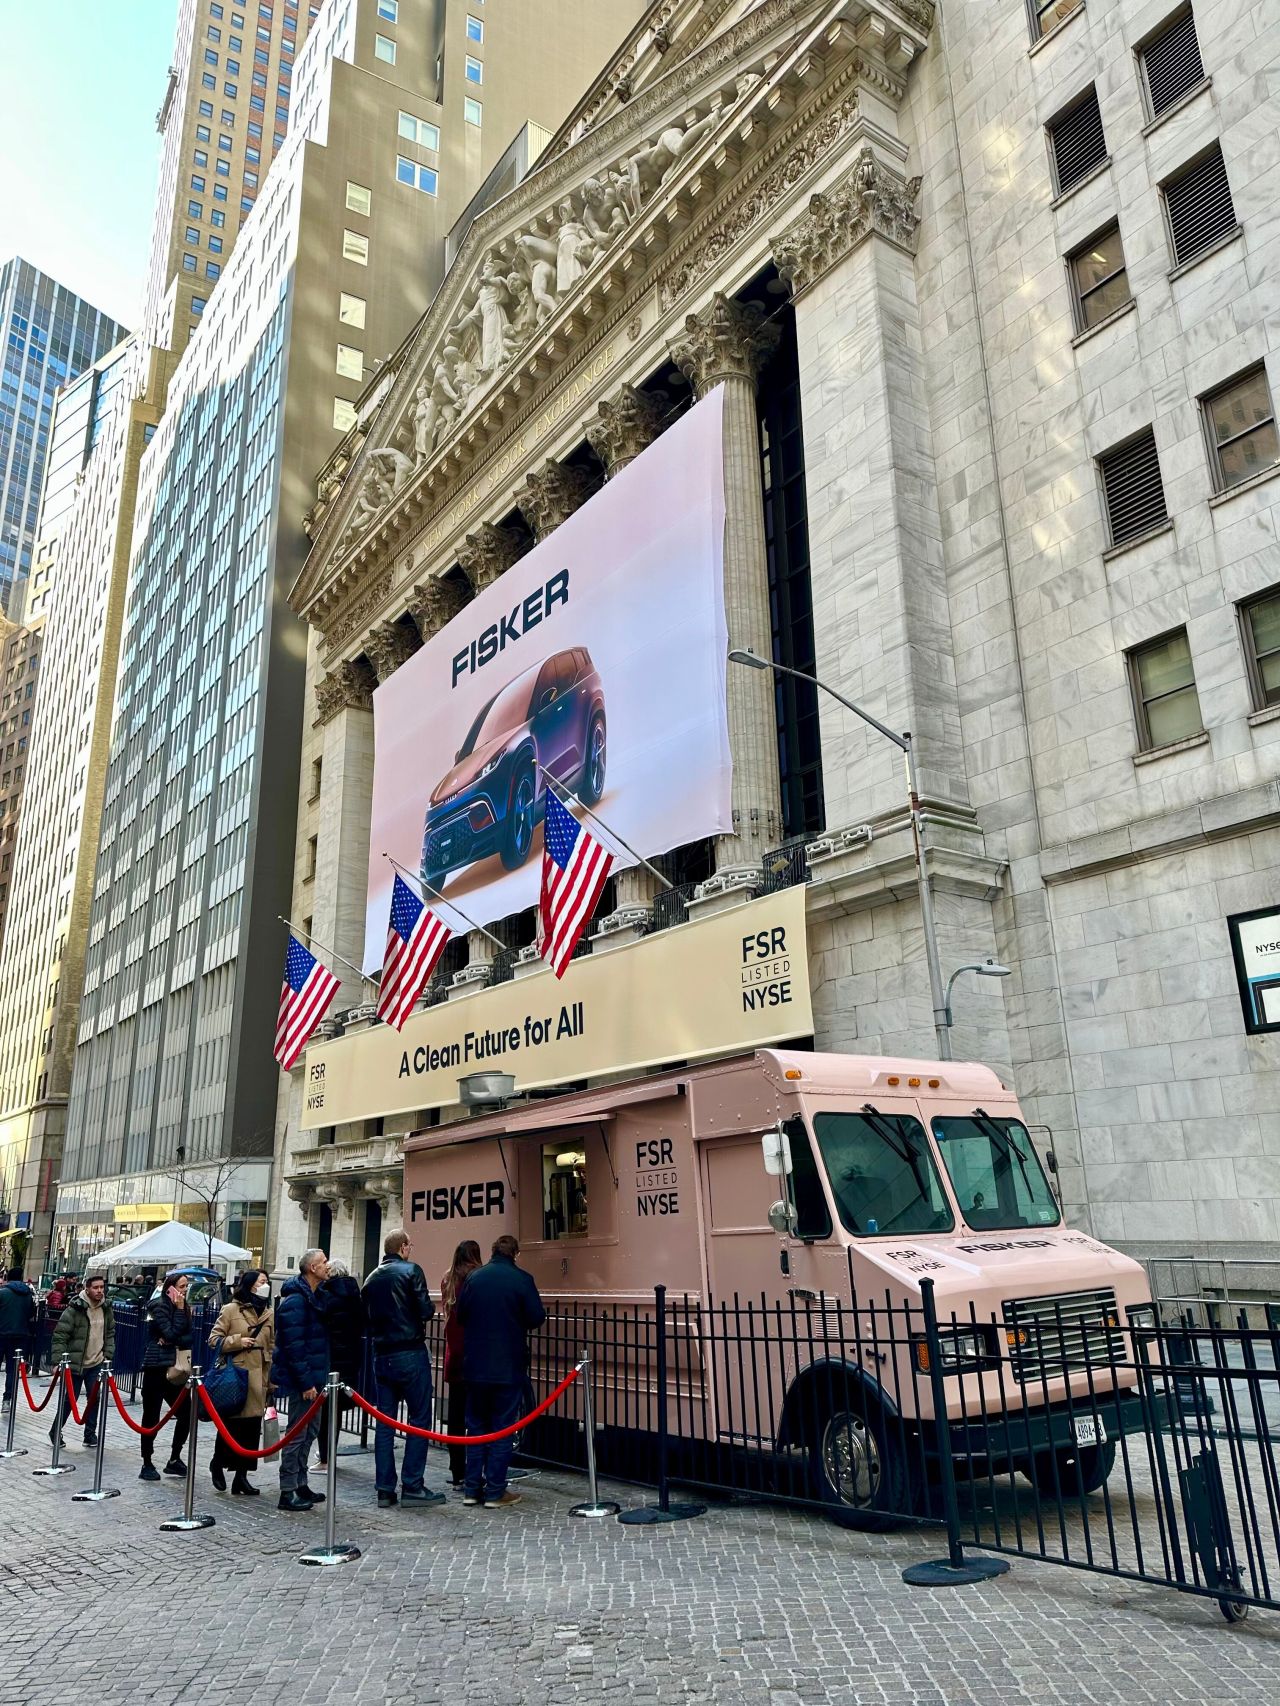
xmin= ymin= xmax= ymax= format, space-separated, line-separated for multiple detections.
xmin=364 ymin=386 xmax=730 ymax=971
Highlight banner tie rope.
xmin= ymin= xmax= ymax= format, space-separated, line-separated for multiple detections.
xmin=20 ymin=1363 xmax=61 ymax=1414
xmin=343 ymin=1363 xmax=582 ymax=1444
xmin=106 ymin=1375 xmax=189 ymax=1436
xmin=197 ymin=1386 xmax=326 ymax=1458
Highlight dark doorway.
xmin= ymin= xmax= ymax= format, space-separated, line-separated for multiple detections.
xmin=361 ymin=1198 xmax=383 ymax=1280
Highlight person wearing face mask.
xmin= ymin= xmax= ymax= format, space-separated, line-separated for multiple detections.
xmin=207 ymin=1270 xmax=276 ymax=1495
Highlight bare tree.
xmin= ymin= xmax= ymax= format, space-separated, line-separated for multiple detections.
xmin=168 ymin=1152 xmax=242 ymax=1267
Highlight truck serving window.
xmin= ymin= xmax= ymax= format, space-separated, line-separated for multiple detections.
xmin=932 ymin=1111 xmax=1060 ymax=1231
xmin=542 ymin=1140 xmax=588 ymax=1240
xmin=812 ymin=1109 xmax=954 ymax=1237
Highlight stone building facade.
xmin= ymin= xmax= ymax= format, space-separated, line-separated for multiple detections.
xmin=271 ymin=0 xmax=1280 ymax=1278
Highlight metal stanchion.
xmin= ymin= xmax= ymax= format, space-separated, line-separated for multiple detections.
xmin=619 ymin=1286 xmax=704 ymax=1525
xmin=0 ymin=1357 xmax=29 ymax=1459
xmin=300 ymin=1372 xmax=361 ymax=1567
xmin=570 ymin=1358 xmax=619 ymax=1519
xmin=32 ymin=1358 xmax=76 ymax=1478
xmin=72 ymin=1363 xmax=120 ymax=1502
xmin=160 ymin=1366 xmax=214 ymax=1531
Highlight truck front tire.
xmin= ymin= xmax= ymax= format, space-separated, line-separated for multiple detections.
xmin=807 ymin=1399 xmax=912 ymax=1531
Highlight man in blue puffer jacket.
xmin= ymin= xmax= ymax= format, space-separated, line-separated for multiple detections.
xmin=270 ymin=1248 xmax=330 ymax=1512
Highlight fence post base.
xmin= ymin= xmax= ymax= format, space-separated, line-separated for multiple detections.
xmin=902 ymin=1556 xmax=1010 ymax=1587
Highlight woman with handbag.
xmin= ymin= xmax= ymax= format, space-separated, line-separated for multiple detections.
xmin=207 ymin=1269 xmax=276 ymax=1495
xmin=439 ymin=1240 xmax=482 ymax=1488
xmin=139 ymin=1271 xmax=193 ymax=1482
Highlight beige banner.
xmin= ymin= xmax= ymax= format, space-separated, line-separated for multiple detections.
xmin=301 ymin=886 xmax=811 ymax=1128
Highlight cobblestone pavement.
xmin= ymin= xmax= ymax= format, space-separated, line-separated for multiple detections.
xmin=0 ymin=1393 xmax=1276 ymax=1706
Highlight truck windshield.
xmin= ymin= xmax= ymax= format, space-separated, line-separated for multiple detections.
xmin=932 ymin=1111 xmax=1060 ymax=1230
xmin=812 ymin=1109 xmax=954 ymax=1236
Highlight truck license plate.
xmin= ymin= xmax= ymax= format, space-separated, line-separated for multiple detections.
xmin=1074 ymin=1416 xmax=1106 ymax=1447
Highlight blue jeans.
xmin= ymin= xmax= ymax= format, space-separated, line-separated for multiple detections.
xmin=373 ymin=1347 xmax=434 ymax=1495
xmin=464 ymin=1382 xmax=523 ymax=1501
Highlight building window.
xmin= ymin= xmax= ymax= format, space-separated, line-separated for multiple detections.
xmin=185 ymin=225 xmax=201 ymax=244
xmin=464 ymin=96 xmax=482 ymax=126
xmin=333 ymin=397 xmax=357 ymax=431
xmin=206 ymin=261 xmax=221 ymax=279
xmin=1029 ymin=0 xmax=1081 ymax=35
xmin=1241 ymin=588 xmax=1280 ymax=710
xmin=1162 ymin=145 xmax=1236 ymax=267
xmin=310 ymin=756 xmax=323 ymax=800
xmin=1202 ymin=366 xmax=1280 ymax=492
xmin=1098 ymin=428 xmax=1168 ymax=546
xmin=205 ymin=47 xmax=219 ymax=64
xmin=1139 ymin=7 xmax=1205 ymax=119
xmin=465 ymin=54 xmax=482 ymax=83
xmin=214 ymin=184 xmax=227 ymax=200
xmin=191 ymin=173 xmax=206 ymax=191
xmin=336 ymin=343 xmax=364 ymax=380
xmin=219 ymin=131 xmax=233 ymax=148
xmin=199 ymin=102 xmax=213 ymax=119
xmin=346 ymin=180 xmax=371 ymax=214
xmin=396 ymin=157 xmax=439 ymax=194
xmin=305 ymin=835 xmax=318 ymax=881
xmin=209 ymin=236 xmax=223 ymax=253
xmin=398 ymin=111 xmax=441 ymax=149
xmin=377 ymin=0 xmax=397 ymax=16
xmin=342 ymin=229 xmax=369 ymax=264
xmin=339 ymin=291 xmax=366 ymax=328
xmin=188 ymin=198 xmax=203 ymax=217
xmin=375 ymin=32 xmax=396 ymax=62
xmin=466 ymin=14 xmax=483 ymax=41
xmin=194 ymin=148 xmax=208 ymax=166
xmin=217 ymin=159 xmax=230 ymax=175
xmin=211 ymin=208 xmax=225 ymax=227
xmin=1069 ymin=223 xmax=1131 ymax=331
xmin=192 ymin=296 xmax=207 ymax=315
xmin=1047 ymin=87 xmax=1107 ymax=195
xmin=1129 ymin=630 xmax=1203 ymax=750
xmin=224 ymin=80 xmax=237 ymax=96
xmin=182 ymin=254 xmax=198 ymax=272
xmin=202 ymin=71 xmax=216 ymax=88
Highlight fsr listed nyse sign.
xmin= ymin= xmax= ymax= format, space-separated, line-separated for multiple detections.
xmin=299 ymin=885 xmax=813 ymax=1128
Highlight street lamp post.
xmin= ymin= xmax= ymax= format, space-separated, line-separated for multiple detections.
xmin=728 ymin=648 xmax=953 ymax=1059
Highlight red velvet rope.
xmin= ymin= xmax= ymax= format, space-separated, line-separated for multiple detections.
xmin=62 ymin=1364 xmax=90 ymax=1425
xmin=343 ymin=1363 xmax=582 ymax=1444
xmin=197 ymin=1386 xmax=326 ymax=1459
xmin=106 ymin=1375 xmax=189 ymax=1436
xmin=19 ymin=1362 xmax=60 ymax=1414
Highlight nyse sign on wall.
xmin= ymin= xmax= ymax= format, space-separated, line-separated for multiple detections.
xmin=363 ymin=387 xmax=732 ymax=969
xmin=304 ymin=886 xmax=811 ymax=1127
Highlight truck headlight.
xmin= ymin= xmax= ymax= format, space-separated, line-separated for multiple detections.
xmin=913 ymin=1329 xmax=993 ymax=1373
xmin=1126 ymin=1304 xmax=1157 ymax=1333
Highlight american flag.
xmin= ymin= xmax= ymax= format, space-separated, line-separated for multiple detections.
xmin=538 ymin=789 xmax=613 ymax=978
xmin=377 ymin=873 xmax=452 ymax=1031
xmin=274 ymin=934 xmax=341 ymax=1071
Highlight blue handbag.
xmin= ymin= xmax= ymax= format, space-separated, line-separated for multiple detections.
xmin=203 ymin=1350 xmax=249 ymax=1417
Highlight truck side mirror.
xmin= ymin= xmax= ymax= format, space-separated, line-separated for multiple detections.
xmin=1045 ymin=1149 xmax=1058 ymax=1175
xmin=768 ymin=1200 xmax=797 ymax=1237
xmin=761 ymin=1123 xmax=792 ymax=1178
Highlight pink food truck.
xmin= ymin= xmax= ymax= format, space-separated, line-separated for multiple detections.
xmin=403 ymin=1048 xmax=1156 ymax=1523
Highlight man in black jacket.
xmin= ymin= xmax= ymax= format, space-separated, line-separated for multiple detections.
xmin=361 ymin=1230 xmax=445 ymax=1509
xmin=456 ymin=1235 xmax=546 ymax=1508
xmin=0 ymin=1268 xmax=36 ymax=1407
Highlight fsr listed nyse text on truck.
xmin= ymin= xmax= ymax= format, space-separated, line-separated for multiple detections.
xmin=740 ymin=926 xmax=793 ymax=1012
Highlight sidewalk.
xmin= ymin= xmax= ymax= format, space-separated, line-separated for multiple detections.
xmin=0 ymin=1391 xmax=1275 ymax=1706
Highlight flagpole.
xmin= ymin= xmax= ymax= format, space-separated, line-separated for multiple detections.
xmin=278 ymin=915 xmax=377 ymax=986
xmin=543 ymin=776 xmax=673 ymax=890
xmin=382 ymin=854 xmax=507 ymax=951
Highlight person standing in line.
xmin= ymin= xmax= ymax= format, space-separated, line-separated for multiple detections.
xmin=139 ymin=1271 xmax=193 ymax=1481
xmin=456 ymin=1235 xmax=546 ymax=1509
xmin=49 ymin=1272 xmax=115 ymax=1449
xmin=0 ymin=1267 xmax=36 ymax=1407
xmin=439 ymin=1240 xmax=482 ymax=1489
xmin=361 ymin=1230 xmax=445 ymax=1510
xmin=316 ymin=1258 xmax=364 ymax=1470
xmin=270 ymin=1248 xmax=331 ymax=1512
xmin=207 ymin=1268 xmax=276 ymax=1495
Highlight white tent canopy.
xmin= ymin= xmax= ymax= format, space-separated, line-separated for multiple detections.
xmin=85 ymin=1219 xmax=252 ymax=1274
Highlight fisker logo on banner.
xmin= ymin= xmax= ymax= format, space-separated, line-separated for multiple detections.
xmin=364 ymin=387 xmax=732 ymax=969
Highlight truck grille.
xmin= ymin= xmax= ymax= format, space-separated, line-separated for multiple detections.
xmin=1003 ymin=1288 xmax=1123 ymax=1384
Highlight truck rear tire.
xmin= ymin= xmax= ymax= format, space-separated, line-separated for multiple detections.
xmin=807 ymin=1399 xmax=913 ymax=1531
xmin=1025 ymin=1439 xmax=1116 ymax=1497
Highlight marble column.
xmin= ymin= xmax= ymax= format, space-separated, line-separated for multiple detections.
xmin=450 ymin=927 xmax=496 ymax=996
xmin=516 ymin=457 xmax=596 ymax=541
xmin=407 ymin=575 xmax=468 ymax=644
xmin=671 ymin=292 xmax=782 ymax=889
xmin=457 ymin=521 xmax=526 ymax=595
xmin=312 ymin=655 xmax=378 ymax=1008
xmin=586 ymin=384 xmax=669 ymax=478
xmin=364 ymin=618 xmax=420 ymax=683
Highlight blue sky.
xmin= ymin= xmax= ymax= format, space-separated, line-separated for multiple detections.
xmin=0 ymin=0 xmax=176 ymax=329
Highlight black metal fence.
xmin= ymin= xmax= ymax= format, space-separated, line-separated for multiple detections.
xmin=385 ymin=1278 xmax=1278 ymax=1622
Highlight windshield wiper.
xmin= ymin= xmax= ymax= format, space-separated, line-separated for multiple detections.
xmin=861 ymin=1103 xmax=931 ymax=1199
xmin=969 ymin=1106 xmax=1035 ymax=1196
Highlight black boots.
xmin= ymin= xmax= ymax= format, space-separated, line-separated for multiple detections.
xmin=211 ymin=1465 xmax=227 ymax=1492
xmin=231 ymin=1471 xmax=259 ymax=1495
